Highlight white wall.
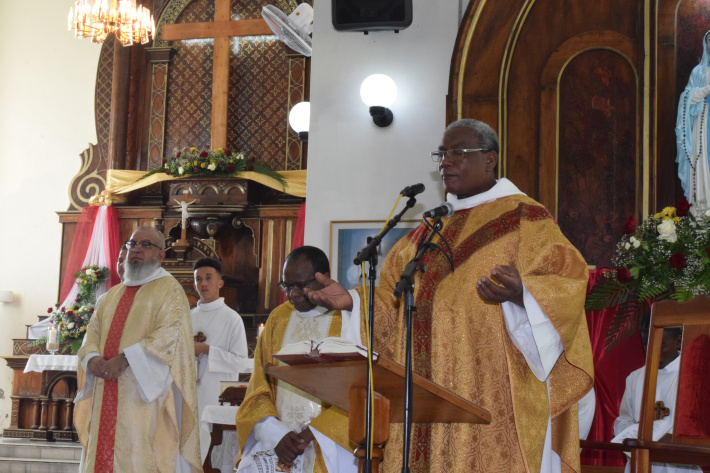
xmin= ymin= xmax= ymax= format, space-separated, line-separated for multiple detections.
xmin=0 ymin=0 xmax=462 ymax=431
xmin=305 ymin=0 xmax=462 ymax=249
xmin=0 ymin=1 xmax=100 ymax=430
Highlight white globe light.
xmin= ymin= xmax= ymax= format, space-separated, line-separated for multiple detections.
xmin=360 ymin=74 xmax=397 ymax=107
xmin=288 ymin=101 xmax=310 ymax=133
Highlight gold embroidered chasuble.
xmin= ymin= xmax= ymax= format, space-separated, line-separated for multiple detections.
xmin=370 ymin=194 xmax=594 ymax=473
xmin=237 ymin=302 xmax=363 ymax=472
xmin=74 ymin=277 xmax=202 ymax=472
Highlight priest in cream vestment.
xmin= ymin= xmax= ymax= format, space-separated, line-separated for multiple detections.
xmin=74 ymin=226 xmax=201 ymax=472
xmin=237 ymin=246 xmax=364 ymax=473
xmin=306 ymin=119 xmax=594 ymax=473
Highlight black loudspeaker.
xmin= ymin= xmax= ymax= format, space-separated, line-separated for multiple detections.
xmin=332 ymin=0 xmax=412 ymax=32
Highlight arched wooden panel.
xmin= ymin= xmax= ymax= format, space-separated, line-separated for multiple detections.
xmin=556 ymin=50 xmax=638 ymax=266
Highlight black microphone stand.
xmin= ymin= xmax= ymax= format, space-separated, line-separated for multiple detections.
xmin=392 ymin=217 xmax=447 ymax=473
xmin=353 ymin=196 xmax=417 ymax=473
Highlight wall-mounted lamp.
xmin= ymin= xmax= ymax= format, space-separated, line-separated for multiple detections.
xmin=0 ymin=291 xmax=14 ymax=303
xmin=288 ymin=101 xmax=310 ymax=141
xmin=360 ymin=74 xmax=397 ymax=127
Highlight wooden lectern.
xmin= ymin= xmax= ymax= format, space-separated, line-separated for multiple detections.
xmin=265 ymin=357 xmax=491 ymax=472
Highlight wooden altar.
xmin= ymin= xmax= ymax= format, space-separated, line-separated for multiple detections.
xmin=2 ymin=342 xmax=77 ymax=442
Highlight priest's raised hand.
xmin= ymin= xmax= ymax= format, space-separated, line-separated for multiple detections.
xmin=303 ymin=272 xmax=354 ymax=311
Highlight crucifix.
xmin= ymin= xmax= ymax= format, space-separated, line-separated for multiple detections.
xmin=170 ymin=192 xmax=200 ymax=247
xmin=160 ymin=0 xmax=273 ymax=149
xmin=654 ymin=400 xmax=670 ymax=421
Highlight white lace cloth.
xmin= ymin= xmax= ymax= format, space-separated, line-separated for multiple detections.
xmin=200 ymin=404 xmax=240 ymax=472
xmin=24 ymin=354 xmax=78 ymax=373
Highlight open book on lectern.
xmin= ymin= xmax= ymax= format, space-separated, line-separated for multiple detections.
xmin=272 ymin=336 xmax=379 ymax=365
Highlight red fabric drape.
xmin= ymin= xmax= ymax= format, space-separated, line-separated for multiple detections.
xmin=59 ymin=206 xmax=99 ymax=302
xmin=675 ymin=334 xmax=710 ymax=439
xmin=581 ymin=268 xmax=646 ymax=466
xmin=292 ymin=201 xmax=306 ymax=250
xmin=103 ymin=206 xmax=122 ymax=288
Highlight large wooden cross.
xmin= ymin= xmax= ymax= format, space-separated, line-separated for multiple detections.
xmin=161 ymin=0 xmax=273 ymax=149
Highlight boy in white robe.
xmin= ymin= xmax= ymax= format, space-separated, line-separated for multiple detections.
xmin=191 ymin=257 xmax=249 ymax=468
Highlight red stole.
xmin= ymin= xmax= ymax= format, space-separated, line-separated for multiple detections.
xmin=94 ymin=285 xmax=141 ymax=472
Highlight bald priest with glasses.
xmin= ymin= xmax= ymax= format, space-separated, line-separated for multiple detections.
xmin=306 ymin=119 xmax=594 ymax=473
xmin=74 ymin=225 xmax=202 ymax=472
xmin=237 ymin=246 xmax=366 ymax=473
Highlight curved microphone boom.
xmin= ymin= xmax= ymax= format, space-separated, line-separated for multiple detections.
xmin=423 ymin=202 xmax=455 ymax=219
xmin=400 ymin=183 xmax=425 ymax=197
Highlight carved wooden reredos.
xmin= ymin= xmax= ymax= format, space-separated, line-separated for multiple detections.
xmin=450 ymin=0 xmax=709 ymax=266
xmin=62 ymin=0 xmax=311 ymax=335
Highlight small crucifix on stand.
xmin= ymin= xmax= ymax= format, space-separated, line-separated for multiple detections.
xmin=170 ymin=191 xmax=199 ymax=256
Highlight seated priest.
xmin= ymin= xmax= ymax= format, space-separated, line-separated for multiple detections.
xmin=74 ymin=225 xmax=201 ymax=472
xmin=614 ymin=321 xmax=699 ymax=473
xmin=304 ymin=119 xmax=595 ymax=473
xmin=191 ymin=257 xmax=248 ymax=467
xmin=236 ymin=246 xmax=363 ymax=473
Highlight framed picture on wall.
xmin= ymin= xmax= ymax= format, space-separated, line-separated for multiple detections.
xmin=329 ymin=220 xmax=420 ymax=290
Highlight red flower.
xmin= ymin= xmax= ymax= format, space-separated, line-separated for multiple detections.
xmin=622 ymin=215 xmax=637 ymax=234
xmin=199 ymin=151 xmax=208 ymax=158
xmin=224 ymin=148 xmax=231 ymax=156
xmin=675 ymin=197 xmax=691 ymax=217
xmin=176 ymin=152 xmax=181 ymax=158
xmin=75 ymin=316 xmax=81 ymax=322
xmin=226 ymin=164 xmax=234 ymax=173
xmin=75 ymin=297 xmax=81 ymax=302
xmin=249 ymin=156 xmax=256 ymax=162
xmin=669 ymin=252 xmax=686 ymax=269
xmin=247 ymin=165 xmax=254 ymax=171
xmin=60 ymin=306 xmax=65 ymax=311
xmin=193 ymin=167 xmax=200 ymax=173
xmin=616 ymin=267 xmax=631 ymax=282
xmin=66 ymin=310 xmax=74 ymax=316
xmin=47 ymin=307 xmax=53 ymax=314
xmin=90 ymin=308 xmax=94 ymax=313
xmin=165 ymin=169 xmax=171 ymax=175
xmin=161 ymin=158 xmax=167 ymax=165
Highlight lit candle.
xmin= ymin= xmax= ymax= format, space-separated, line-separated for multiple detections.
xmin=258 ymin=323 xmax=265 ymax=337
xmin=47 ymin=327 xmax=59 ymax=353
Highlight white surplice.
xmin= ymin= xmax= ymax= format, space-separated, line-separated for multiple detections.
xmin=614 ymin=357 xmax=701 ymax=473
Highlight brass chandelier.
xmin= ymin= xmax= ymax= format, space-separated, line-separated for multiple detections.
xmin=68 ymin=0 xmax=155 ymax=46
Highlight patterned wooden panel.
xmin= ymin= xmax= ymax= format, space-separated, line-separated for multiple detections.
xmin=164 ymin=0 xmax=216 ymax=156
xmin=286 ymin=56 xmax=306 ymax=170
xmin=226 ymin=36 xmax=290 ymax=170
xmin=558 ymin=50 xmax=637 ymax=266
xmin=95 ymin=34 xmax=116 ymax=165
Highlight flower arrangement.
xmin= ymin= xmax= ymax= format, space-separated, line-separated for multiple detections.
xmin=139 ymin=147 xmax=286 ymax=188
xmin=586 ymin=198 xmax=710 ymax=351
xmin=31 ymin=266 xmax=110 ymax=354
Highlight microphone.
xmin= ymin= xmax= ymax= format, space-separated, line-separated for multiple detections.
xmin=400 ymin=183 xmax=425 ymax=197
xmin=423 ymin=202 xmax=455 ymax=219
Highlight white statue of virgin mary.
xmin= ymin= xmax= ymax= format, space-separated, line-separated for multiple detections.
xmin=676 ymin=30 xmax=710 ymax=211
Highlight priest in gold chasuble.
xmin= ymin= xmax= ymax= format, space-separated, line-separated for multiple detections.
xmin=74 ymin=226 xmax=201 ymax=472
xmin=237 ymin=246 xmax=365 ymax=473
xmin=306 ymin=119 xmax=594 ymax=473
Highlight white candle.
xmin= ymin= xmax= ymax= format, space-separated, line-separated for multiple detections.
xmin=258 ymin=323 xmax=264 ymax=337
xmin=47 ymin=327 xmax=59 ymax=352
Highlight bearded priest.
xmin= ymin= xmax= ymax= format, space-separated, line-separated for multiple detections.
xmin=74 ymin=225 xmax=201 ymax=472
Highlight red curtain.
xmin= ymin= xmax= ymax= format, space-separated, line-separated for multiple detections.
xmin=103 ymin=206 xmax=122 ymax=288
xmin=59 ymin=206 xmax=100 ymax=302
xmin=292 ymin=201 xmax=306 ymax=250
xmin=581 ymin=268 xmax=646 ymax=466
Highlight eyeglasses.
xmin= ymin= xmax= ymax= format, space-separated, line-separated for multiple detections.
xmin=278 ymin=278 xmax=317 ymax=293
xmin=125 ymin=239 xmax=163 ymax=251
xmin=430 ymin=148 xmax=490 ymax=163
